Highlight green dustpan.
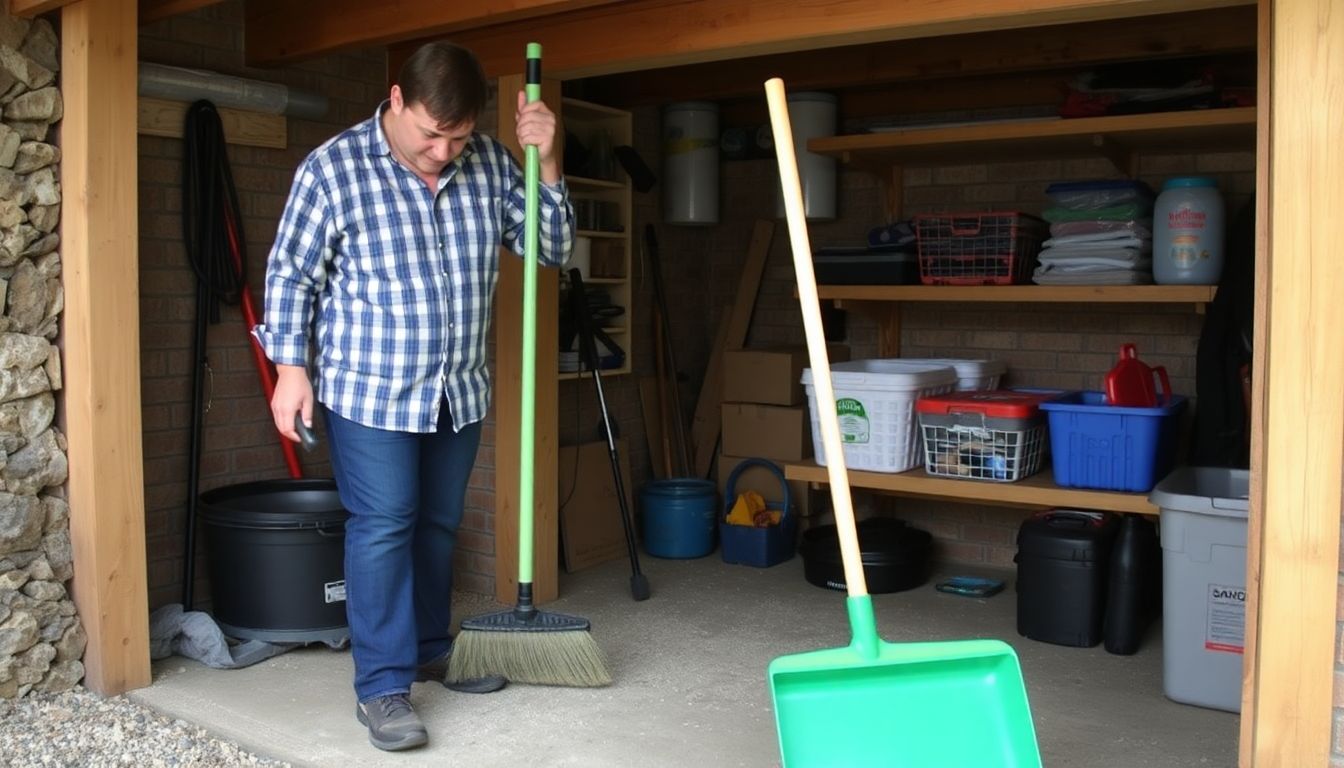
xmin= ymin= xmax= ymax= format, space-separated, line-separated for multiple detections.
xmin=763 ymin=77 xmax=1042 ymax=768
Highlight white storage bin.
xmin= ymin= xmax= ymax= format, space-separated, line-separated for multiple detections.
xmin=801 ymin=360 xmax=958 ymax=473
xmin=900 ymin=358 xmax=1006 ymax=391
xmin=1149 ymin=466 xmax=1250 ymax=713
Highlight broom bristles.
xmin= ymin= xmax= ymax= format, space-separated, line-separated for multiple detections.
xmin=447 ymin=626 xmax=612 ymax=687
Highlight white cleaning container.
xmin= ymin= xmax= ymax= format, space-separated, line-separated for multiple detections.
xmin=801 ymin=360 xmax=957 ymax=473
xmin=662 ymin=101 xmax=719 ymax=225
xmin=899 ymin=358 xmax=1006 ymax=391
xmin=1149 ymin=466 xmax=1250 ymax=712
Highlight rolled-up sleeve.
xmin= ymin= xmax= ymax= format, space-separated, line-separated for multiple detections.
xmin=252 ymin=157 xmax=333 ymax=367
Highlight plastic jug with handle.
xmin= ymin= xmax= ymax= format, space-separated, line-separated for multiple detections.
xmin=1104 ymin=343 xmax=1171 ymax=407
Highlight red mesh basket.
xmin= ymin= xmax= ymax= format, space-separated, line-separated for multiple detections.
xmin=914 ymin=211 xmax=1047 ymax=285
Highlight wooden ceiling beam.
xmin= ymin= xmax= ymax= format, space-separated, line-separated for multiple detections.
xmin=427 ymin=0 xmax=1252 ymax=81
xmin=6 ymin=0 xmax=74 ymax=16
xmin=244 ymin=0 xmax=626 ymax=67
xmin=139 ymin=0 xmax=224 ymax=25
xmin=575 ymin=6 xmax=1256 ymax=108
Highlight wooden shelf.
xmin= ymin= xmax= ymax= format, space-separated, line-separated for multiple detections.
xmin=567 ymin=175 xmax=624 ymax=191
xmin=817 ymin=284 xmax=1217 ymax=304
xmin=784 ymin=460 xmax=1157 ymax=515
xmin=575 ymin=229 xmax=627 ymax=239
xmin=558 ymin=364 xmax=630 ymax=381
xmin=808 ymin=107 xmax=1256 ymax=168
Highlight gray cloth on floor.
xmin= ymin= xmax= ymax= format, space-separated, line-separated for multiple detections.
xmin=149 ymin=604 xmax=299 ymax=669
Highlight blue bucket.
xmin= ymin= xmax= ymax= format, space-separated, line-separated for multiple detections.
xmin=640 ymin=479 xmax=717 ymax=558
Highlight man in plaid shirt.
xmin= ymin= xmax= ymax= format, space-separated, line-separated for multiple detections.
xmin=255 ymin=41 xmax=573 ymax=751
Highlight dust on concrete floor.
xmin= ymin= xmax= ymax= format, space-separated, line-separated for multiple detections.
xmin=129 ymin=554 xmax=1238 ymax=767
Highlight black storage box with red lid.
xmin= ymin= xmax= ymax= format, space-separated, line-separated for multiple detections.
xmin=1015 ymin=509 xmax=1119 ymax=648
xmin=916 ymin=389 xmax=1058 ymax=482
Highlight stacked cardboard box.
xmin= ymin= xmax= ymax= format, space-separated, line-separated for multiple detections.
xmin=719 ymin=345 xmax=849 ymax=529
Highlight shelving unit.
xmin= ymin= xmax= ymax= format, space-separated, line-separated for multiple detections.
xmin=817 ymin=283 xmax=1217 ymax=305
xmin=784 ymin=460 xmax=1157 ymax=515
xmin=808 ymin=107 xmax=1256 ymax=218
xmin=789 ymin=107 xmax=1255 ymax=517
xmin=560 ymin=97 xmax=633 ymax=380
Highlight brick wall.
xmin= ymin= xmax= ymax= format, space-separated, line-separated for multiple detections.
xmin=138 ymin=3 xmax=388 ymax=609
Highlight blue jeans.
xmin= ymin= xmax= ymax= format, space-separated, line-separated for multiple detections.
xmin=322 ymin=402 xmax=482 ymax=702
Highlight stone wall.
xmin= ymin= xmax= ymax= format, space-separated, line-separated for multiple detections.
xmin=0 ymin=13 xmax=83 ymax=699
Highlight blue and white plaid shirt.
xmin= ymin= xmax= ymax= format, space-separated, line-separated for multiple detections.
xmin=254 ymin=103 xmax=573 ymax=433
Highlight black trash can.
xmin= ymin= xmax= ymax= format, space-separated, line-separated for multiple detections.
xmin=198 ymin=479 xmax=350 ymax=644
xmin=1015 ymin=509 xmax=1118 ymax=647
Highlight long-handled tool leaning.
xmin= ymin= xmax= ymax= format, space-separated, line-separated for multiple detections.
xmin=446 ymin=43 xmax=611 ymax=688
xmin=569 ymin=267 xmax=650 ymax=602
xmin=763 ymin=77 xmax=1039 ymax=767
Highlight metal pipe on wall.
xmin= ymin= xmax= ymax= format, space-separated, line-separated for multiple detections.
xmin=138 ymin=62 xmax=329 ymax=119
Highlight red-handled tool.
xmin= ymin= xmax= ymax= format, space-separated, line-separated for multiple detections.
xmin=1104 ymin=343 xmax=1171 ymax=407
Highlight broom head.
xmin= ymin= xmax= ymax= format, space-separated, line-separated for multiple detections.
xmin=448 ymin=608 xmax=612 ymax=687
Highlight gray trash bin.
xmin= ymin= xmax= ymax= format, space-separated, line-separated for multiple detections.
xmin=1149 ymin=467 xmax=1250 ymax=713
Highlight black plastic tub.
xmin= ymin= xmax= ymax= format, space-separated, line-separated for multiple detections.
xmin=198 ymin=479 xmax=350 ymax=644
xmin=798 ymin=517 xmax=932 ymax=593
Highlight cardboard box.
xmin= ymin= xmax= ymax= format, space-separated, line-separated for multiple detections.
xmin=558 ymin=439 xmax=633 ymax=573
xmin=720 ymin=403 xmax=810 ymax=462
xmin=723 ymin=344 xmax=850 ymax=406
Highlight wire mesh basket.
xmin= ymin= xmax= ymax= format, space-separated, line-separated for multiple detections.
xmin=914 ymin=211 xmax=1046 ymax=285
xmin=920 ymin=420 xmax=1047 ymax=482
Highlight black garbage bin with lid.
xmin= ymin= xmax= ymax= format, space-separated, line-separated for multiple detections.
xmin=198 ymin=478 xmax=350 ymax=644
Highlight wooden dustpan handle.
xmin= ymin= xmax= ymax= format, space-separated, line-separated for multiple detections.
xmin=764 ymin=78 xmax=867 ymax=600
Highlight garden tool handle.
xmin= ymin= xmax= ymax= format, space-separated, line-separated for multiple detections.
xmin=764 ymin=77 xmax=866 ymax=599
xmin=518 ymin=42 xmax=542 ymax=585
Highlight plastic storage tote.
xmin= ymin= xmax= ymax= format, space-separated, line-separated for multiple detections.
xmin=1150 ymin=466 xmax=1250 ymax=712
xmin=899 ymin=358 xmax=1006 ymax=391
xmin=916 ymin=390 xmax=1056 ymax=482
xmin=802 ymin=360 xmax=958 ymax=473
xmin=1038 ymin=391 xmax=1186 ymax=492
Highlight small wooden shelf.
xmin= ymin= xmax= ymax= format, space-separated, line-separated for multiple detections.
xmin=808 ymin=107 xmax=1256 ymax=168
xmin=575 ymin=229 xmax=627 ymax=239
xmin=567 ymin=175 xmax=624 ymax=191
xmin=581 ymin=277 xmax=627 ymax=285
xmin=784 ymin=460 xmax=1157 ymax=515
xmin=817 ymin=284 xmax=1217 ymax=304
xmin=558 ymin=364 xmax=631 ymax=381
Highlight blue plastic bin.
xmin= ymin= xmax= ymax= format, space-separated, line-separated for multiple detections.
xmin=640 ymin=479 xmax=717 ymax=558
xmin=719 ymin=458 xmax=796 ymax=568
xmin=1039 ymin=391 xmax=1186 ymax=492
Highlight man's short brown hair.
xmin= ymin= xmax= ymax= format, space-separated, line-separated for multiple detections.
xmin=397 ymin=42 xmax=489 ymax=127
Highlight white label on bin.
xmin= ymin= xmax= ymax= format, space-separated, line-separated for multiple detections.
xmin=836 ymin=398 xmax=870 ymax=444
xmin=324 ymin=580 xmax=347 ymax=604
xmin=1205 ymin=583 xmax=1245 ymax=654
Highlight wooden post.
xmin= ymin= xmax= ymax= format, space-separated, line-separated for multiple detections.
xmin=60 ymin=0 xmax=151 ymax=695
xmin=1241 ymin=0 xmax=1344 ymax=764
xmin=493 ymin=72 xmax=562 ymax=605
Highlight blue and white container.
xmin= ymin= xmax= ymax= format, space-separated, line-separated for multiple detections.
xmin=1153 ymin=177 xmax=1225 ymax=285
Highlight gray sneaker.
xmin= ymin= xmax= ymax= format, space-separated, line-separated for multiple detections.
xmin=355 ymin=693 xmax=428 ymax=751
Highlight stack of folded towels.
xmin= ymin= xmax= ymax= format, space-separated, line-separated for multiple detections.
xmin=1034 ymin=180 xmax=1155 ymax=285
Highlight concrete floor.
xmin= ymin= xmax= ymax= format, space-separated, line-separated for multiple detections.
xmin=130 ymin=554 xmax=1238 ymax=767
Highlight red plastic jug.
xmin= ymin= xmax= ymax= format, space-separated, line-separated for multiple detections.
xmin=1104 ymin=344 xmax=1171 ymax=407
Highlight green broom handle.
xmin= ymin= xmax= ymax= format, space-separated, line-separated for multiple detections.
xmin=518 ymin=43 xmax=542 ymax=587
